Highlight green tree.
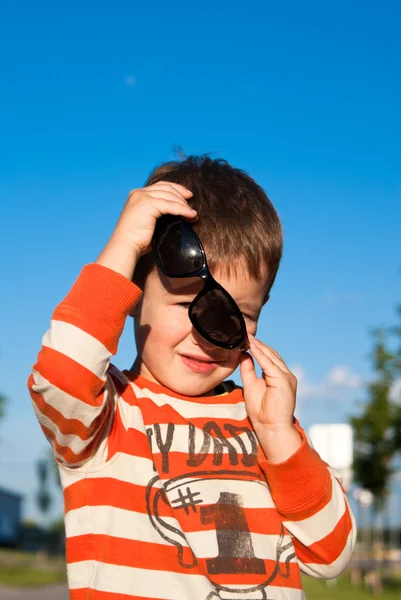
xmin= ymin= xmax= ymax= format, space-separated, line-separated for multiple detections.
xmin=48 ymin=447 xmax=61 ymax=489
xmin=390 ymin=305 xmax=401 ymax=447
xmin=350 ymin=325 xmax=399 ymax=511
xmin=36 ymin=458 xmax=53 ymax=522
xmin=0 ymin=391 xmax=6 ymax=420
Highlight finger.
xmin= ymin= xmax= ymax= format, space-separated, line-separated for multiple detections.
xmin=152 ymin=198 xmax=198 ymax=220
xmin=150 ymin=181 xmax=193 ymax=197
xmin=249 ymin=341 xmax=282 ymax=384
xmin=149 ymin=190 xmax=191 ymax=205
xmin=239 ymin=352 xmax=258 ymax=389
xmin=249 ymin=335 xmax=290 ymax=373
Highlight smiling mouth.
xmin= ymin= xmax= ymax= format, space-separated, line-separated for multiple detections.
xmin=181 ymin=354 xmax=221 ymax=363
xmin=180 ymin=354 xmax=222 ymax=373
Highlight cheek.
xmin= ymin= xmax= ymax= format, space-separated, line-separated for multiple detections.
xmin=140 ymin=305 xmax=192 ymax=348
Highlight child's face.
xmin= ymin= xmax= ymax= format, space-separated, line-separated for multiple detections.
xmin=133 ymin=262 xmax=268 ymax=396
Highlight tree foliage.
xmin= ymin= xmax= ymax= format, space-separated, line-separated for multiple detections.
xmin=0 ymin=391 xmax=6 ymax=420
xmin=36 ymin=458 xmax=52 ymax=516
xmin=350 ymin=308 xmax=401 ymax=512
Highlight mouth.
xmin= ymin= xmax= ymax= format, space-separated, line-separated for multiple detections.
xmin=180 ymin=354 xmax=222 ymax=374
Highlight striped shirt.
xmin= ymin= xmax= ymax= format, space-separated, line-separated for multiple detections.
xmin=28 ymin=263 xmax=356 ymax=600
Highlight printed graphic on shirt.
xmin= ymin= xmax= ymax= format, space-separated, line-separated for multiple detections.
xmin=146 ymin=420 xmax=297 ymax=598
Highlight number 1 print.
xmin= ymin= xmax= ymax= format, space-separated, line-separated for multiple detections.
xmin=200 ymin=491 xmax=266 ymax=575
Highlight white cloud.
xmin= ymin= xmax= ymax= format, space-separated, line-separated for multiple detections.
xmin=124 ymin=75 xmax=136 ymax=86
xmin=291 ymin=364 xmax=364 ymax=427
xmin=291 ymin=364 xmax=362 ymax=400
xmin=323 ymin=290 xmax=361 ymax=308
xmin=326 ymin=366 xmax=362 ymax=388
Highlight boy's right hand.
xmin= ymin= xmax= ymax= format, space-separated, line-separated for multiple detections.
xmin=96 ymin=182 xmax=196 ymax=279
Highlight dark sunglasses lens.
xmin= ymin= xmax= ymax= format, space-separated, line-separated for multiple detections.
xmin=190 ymin=288 xmax=245 ymax=348
xmin=154 ymin=216 xmax=203 ymax=275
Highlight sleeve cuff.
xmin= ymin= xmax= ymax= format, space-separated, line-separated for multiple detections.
xmin=259 ymin=425 xmax=331 ymax=517
xmin=56 ymin=263 xmax=142 ymax=337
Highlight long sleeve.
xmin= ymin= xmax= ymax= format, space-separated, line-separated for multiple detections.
xmin=259 ymin=423 xmax=356 ymax=579
xmin=28 ymin=263 xmax=142 ymax=468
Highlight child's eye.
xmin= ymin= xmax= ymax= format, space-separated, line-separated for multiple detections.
xmin=177 ymin=302 xmax=192 ymax=309
xmin=242 ymin=313 xmax=254 ymax=321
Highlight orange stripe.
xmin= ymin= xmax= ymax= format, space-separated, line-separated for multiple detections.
xmin=64 ymin=478 xmax=286 ymax=536
xmin=136 ymin=396 xmax=251 ymax=428
xmin=65 ymin=475 xmax=262 ymax=516
xmin=34 ymin=346 xmax=106 ymax=406
xmin=112 ymin=375 xmax=140 ymax=406
xmin=66 ymin=534 xmax=301 ymax=587
xmin=293 ymin=505 xmax=353 ymax=565
xmin=107 ymin=410 xmax=151 ymax=461
xmin=55 ymin=263 xmax=141 ymax=354
xmin=134 ymin=396 xmax=253 ymax=430
xmin=114 ymin=374 xmax=247 ymax=414
xmin=277 ymin=482 xmax=332 ymax=522
xmin=260 ymin=430 xmax=333 ymax=520
xmin=64 ymin=477 xmax=282 ymax=535
xmin=131 ymin=397 xmax=191 ymax=426
xmin=182 ymin=506 xmax=285 ymax=535
xmin=53 ymin=306 xmax=119 ymax=355
xmin=29 ymin=374 xmax=110 ymax=441
xmin=67 ymin=534 xmax=198 ymax=573
xmin=64 ymin=479 xmax=161 ymax=516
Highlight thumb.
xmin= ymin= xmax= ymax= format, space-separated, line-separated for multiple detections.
xmin=239 ymin=352 xmax=258 ymax=390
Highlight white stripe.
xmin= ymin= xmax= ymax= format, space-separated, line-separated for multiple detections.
xmin=58 ymin=464 xmax=88 ymax=486
xmin=87 ymin=453 xmax=158 ymax=486
xmin=65 ymin=506 xmax=182 ymax=543
xmin=31 ymin=369 xmax=107 ymax=429
xmin=32 ymin=368 xmax=142 ymax=434
xmin=283 ymin=478 xmax=346 ymax=544
xmin=160 ymin=474 xmax=274 ymax=509
xmin=60 ymin=453 xmax=275 ymax=513
xmin=43 ymin=320 xmax=111 ymax=379
xmin=76 ymin=452 xmax=275 ymax=508
xmin=65 ymin=505 xmax=293 ymax=561
xmin=67 ymin=561 xmax=306 ymax=599
xmin=32 ymin=403 xmax=98 ymax=456
xmin=53 ymin=424 xmax=111 ymax=470
xmin=67 ymin=561 xmax=214 ymax=599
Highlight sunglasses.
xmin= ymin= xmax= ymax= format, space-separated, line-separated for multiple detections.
xmin=152 ymin=215 xmax=250 ymax=352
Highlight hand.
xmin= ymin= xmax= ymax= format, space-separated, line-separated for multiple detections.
xmin=239 ymin=335 xmax=302 ymax=462
xmin=96 ymin=182 xmax=197 ymax=279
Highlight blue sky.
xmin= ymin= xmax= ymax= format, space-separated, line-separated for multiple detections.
xmin=0 ymin=0 xmax=400 ymax=523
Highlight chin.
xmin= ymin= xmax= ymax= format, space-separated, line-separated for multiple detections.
xmin=159 ymin=371 xmax=224 ymax=397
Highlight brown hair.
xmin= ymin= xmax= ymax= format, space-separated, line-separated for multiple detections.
xmin=136 ymin=154 xmax=283 ymax=295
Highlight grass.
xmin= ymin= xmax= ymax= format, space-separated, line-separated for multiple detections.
xmin=0 ymin=548 xmax=67 ymax=587
xmin=302 ymin=573 xmax=401 ymax=599
xmin=0 ymin=550 xmax=401 ymax=595
xmin=0 ymin=567 xmax=66 ymax=587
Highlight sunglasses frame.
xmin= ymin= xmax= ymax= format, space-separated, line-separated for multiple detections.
xmin=152 ymin=216 xmax=250 ymax=352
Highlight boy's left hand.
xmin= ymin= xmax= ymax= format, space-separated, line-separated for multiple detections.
xmin=239 ymin=335 xmax=302 ymax=462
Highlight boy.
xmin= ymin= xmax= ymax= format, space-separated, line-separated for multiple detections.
xmin=29 ymin=155 xmax=355 ymax=600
